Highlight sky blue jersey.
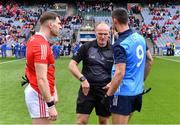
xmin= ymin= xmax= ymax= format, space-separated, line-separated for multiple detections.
xmin=112 ymin=29 xmax=147 ymax=96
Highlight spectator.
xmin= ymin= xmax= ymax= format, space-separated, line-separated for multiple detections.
xmin=1 ymin=42 xmax=7 ymax=58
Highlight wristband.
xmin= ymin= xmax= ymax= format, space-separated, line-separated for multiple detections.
xmin=47 ymin=101 xmax=55 ymax=107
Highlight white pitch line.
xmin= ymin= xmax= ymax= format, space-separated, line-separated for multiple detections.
xmin=156 ymin=56 xmax=180 ymax=63
xmin=0 ymin=58 xmax=24 ymax=65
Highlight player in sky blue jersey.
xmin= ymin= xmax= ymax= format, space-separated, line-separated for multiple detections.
xmin=104 ymin=8 xmax=153 ymax=124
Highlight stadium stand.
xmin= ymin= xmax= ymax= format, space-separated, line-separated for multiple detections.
xmin=0 ymin=0 xmax=179 ymax=58
xmin=141 ymin=4 xmax=180 ymax=49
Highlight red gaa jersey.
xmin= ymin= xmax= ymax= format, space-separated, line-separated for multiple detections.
xmin=25 ymin=33 xmax=55 ymax=96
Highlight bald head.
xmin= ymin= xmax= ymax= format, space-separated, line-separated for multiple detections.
xmin=95 ymin=22 xmax=110 ymax=47
xmin=95 ymin=22 xmax=110 ymax=32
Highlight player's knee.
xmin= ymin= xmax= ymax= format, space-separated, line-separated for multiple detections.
xmin=99 ymin=117 xmax=109 ymax=124
xmin=77 ymin=119 xmax=88 ymax=125
xmin=99 ymin=120 xmax=109 ymax=124
xmin=77 ymin=117 xmax=88 ymax=125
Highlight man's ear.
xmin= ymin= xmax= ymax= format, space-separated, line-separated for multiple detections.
xmin=112 ymin=18 xmax=118 ymax=25
xmin=48 ymin=20 xmax=53 ymax=28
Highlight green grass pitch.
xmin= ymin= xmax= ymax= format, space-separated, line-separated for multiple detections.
xmin=0 ymin=56 xmax=180 ymax=124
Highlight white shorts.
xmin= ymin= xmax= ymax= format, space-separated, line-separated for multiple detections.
xmin=24 ymin=84 xmax=49 ymax=118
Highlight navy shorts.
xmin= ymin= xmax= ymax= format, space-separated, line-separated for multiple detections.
xmin=76 ymin=86 xmax=111 ymax=117
xmin=110 ymin=94 xmax=142 ymax=115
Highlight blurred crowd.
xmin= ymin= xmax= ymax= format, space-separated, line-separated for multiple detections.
xmin=77 ymin=1 xmax=113 ymax=13
xmin=0 ymin=2 xmax=43 ymax=58
xmin=0 ymin=1 xmax=179 ymax=59
xmin=141 ymin=3 xmax=180 ymax=42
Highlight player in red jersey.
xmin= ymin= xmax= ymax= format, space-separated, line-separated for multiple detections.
xmin=24 ymin=11 xmax=62 ymax=124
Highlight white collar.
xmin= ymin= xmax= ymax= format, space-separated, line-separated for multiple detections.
xmin=35 ymin=32 xmax=48 ymax=41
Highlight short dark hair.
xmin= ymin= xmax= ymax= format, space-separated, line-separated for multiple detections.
xmin=40 ymin=11 xmax=59 ymax=25
xmin=112 ymin=8 xmax=128 ymax=24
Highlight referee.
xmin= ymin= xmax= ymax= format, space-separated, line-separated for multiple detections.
xmin=69 ymin=22 xmax=113 ymax=125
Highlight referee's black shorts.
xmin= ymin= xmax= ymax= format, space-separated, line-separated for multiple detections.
xmin=76 ymin=85 xmax=111 ymax=117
